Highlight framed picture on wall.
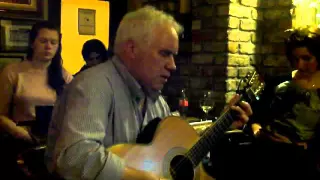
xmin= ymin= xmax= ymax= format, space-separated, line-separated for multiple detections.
xmin=0 ymin=55 xmax=24 ymax=72
xmin=78 ymin=8 xmax=96 ymax=35
xmin=0 ymin=0 xmax=45 ymax=20
xmin=0 ymin=20 xmax=33 ymax=52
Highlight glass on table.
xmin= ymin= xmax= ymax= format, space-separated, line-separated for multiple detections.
xmin=199 ymin=91 xmax=215 ymax=122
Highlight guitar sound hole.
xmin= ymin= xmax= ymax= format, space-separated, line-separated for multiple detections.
xmin=170 ymin=155 xmax=194 ymax=180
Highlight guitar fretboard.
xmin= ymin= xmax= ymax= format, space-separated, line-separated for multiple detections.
xmin=185 ymin=106 xmax=237 ymax=167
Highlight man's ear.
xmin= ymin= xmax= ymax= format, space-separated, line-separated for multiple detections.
xmin=124 ymin=39 xmax=137 ymax=59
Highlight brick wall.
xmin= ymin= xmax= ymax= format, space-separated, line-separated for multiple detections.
xmin=188 ymin=0 xmax=293 ymax=115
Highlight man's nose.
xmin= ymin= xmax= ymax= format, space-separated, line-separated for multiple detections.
xmin=296 ymin=59 xmax=305 ymax=69
xmin=166 ymin=56 xmax=176 ymax=71
xmin=45 ymin=42 xmax=53 ymax=49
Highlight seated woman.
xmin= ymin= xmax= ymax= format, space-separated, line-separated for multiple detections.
xmin=249 ymin=26 xmax=320 ymax=180
xmin=74 ymin=39 xmax=109 ymax=76
xmin=0 ymin=21 xmax=73 ymax=165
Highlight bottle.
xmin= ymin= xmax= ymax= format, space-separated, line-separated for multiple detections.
xmin=179 ymin=89 xmax=189 ymax=118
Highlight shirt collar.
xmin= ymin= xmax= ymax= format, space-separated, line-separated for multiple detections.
xmin=111 ymin=56 xmax=160 ymax=102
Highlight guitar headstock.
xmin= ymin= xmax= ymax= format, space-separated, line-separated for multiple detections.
xmin=237 ymin=71 xmax=265 ymax=103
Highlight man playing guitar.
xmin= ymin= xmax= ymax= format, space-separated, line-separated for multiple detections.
xmin=45 ymin=6 xmax=253 ymax=180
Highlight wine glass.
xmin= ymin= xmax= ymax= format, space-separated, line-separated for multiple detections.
xmin=199 ymin=91 xmax=215 ymax=122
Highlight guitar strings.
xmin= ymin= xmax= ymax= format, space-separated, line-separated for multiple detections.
xmin=170 ymin=109 xmax=235 ymax=178
xmin=170 ymin=72 xmax=262 ymax=178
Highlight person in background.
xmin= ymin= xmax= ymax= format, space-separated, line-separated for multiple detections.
xmin=0 ymin=21 xmax=73 ymax=147
xmin=45 ymin=6 xmax=253 ymax=180
xmin=248 ymin=26 xmax=320 ymax=180
xmin=74 ymin=39 xmax=109 ymax=76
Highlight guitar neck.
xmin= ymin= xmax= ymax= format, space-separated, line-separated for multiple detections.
xmin=185 ymin=71 xmax=264 ymax=168
xmin=185 ymin=100 xmax=240 ymax=167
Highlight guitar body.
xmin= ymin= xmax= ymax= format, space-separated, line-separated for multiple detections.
xmin=108 ymin=116 xmax=215 ymax=180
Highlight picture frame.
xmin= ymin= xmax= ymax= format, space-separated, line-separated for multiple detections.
xmin=78 ymin=8 xmax=96 ymax=35
xmin=0 ymin=0 xmax=45 ymax=20
xmin=0 ymin=20 xmax=33 ymax=52
xmin=0 ymin=55 xmax=24 ymax=71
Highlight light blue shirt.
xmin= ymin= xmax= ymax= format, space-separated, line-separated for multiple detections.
xmin=45 ymin=56 xmax=171 ymax=180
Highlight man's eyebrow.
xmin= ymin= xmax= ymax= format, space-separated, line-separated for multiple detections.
xmin=161 ymin=49 xmax=178 ymax=55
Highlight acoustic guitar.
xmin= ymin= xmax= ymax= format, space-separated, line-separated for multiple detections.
xmin=108 ymin=71 xmax=265 ymax=180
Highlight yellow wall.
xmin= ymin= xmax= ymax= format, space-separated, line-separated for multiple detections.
xmin=61 ymin=0 xmax=109 ymax=74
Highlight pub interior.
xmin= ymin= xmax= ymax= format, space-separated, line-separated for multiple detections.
xmin=0 ymin=0 xmax=319 ymax=180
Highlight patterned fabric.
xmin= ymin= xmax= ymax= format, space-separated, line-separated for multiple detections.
xmin=45 ymin=56 xmax=171 ymax=180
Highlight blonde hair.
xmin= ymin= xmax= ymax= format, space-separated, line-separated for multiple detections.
xmin=114 ymin=5 xmax=184 ymax=54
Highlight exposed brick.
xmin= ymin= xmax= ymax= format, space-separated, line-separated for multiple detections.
xmin=229 ymin=3 xmax=252 ymax=18
xmin=212 ymin=66 xmax=226 ymax=76
xmin=213 ymin=16 xmax=240 ymax=29
xmin=251 ymin=9 xmax=263 ymax=21
xmin=192 ymin=20 xmax=201 ymax=30
xmin=272 ymin=43 xmax=286 ymax=55
xmin=260 ymin=0 xmax=276 ymax=8
xmin=240 ymin=0 xmax=258 ymax=7
xmin=263 ymin=56 xmax=277 ymax=66
xmin=193 ymin=6 xmax=215 ymax=17
xmin=228 ymin=30 xmax=240 ymax=41
xmin=192 ymin=0 xmax=206 ymax=7
xmin=239 ymin=43 xmax=257 ymax=54
xmin=238 ymin=31 xmax=252 ymax=42
xmin=278 ymin=0 xmax=291 ymax=7
xmin=169 ymin=76 xmax=189 ymax=89
xmin=217 ymin=4 xmax=251 ymax=18
xmin=213 ymin=54 xmax=228 ymax=65
xmin=192 ymin=30 xmax=215 ymax=42
xmin=228 ymin=30 xmax=251 ymax=42
xmin=201 ymin=17 xmax=214 ymax=29
xmin=226 ymin=79 xmax=239 ymax=91
xmin=217 ymin=5 xmax=229 ymax=16
xmin=278 ymin=19 xmax=292 ymax=29
xmin=226 ymin=66 xmax=238 ymax=77
xmin=202 ymin=6 xmax=215 ymax=17
xmin=180 ymin=42 xmax=191 ymax=52
xmin=179 ymin=65 xmax=190 ymax=75
xmin=213 ymin=83 xmax=226 ymax=91
xmin=209 ymin=0 xmax=238 ymax=4
xmin=251 ymin=32 xmax=262 ymax=43
xmin=228 ymin=54 xmax=250 ymax=66
xmin=229 ymin=16 xmax=240 ymax=28
xmin=240 ymin=19 xmax=257 ymax=31
xmin=192 ymin=42 xmax=202 ymax=52
xmin=203 ymin=42 xmax=227 ymax=52
xmin=238 ymin=67 xmax=255 ymax=77
xmin=175 ymin=56 xmax=189 ymax=64
xmin=264 ymin=31 xmax=287 ymax=43
xmin=215 ymin=30 xmax=228 ymax=41
xmin=212 ymin=77 xmax=226 ymax=83
xmin=276 ymin=55 xmax=290 ymax=67
xmin=192 ymin=54 xmax=213 ymax=64
xmin=264 ymin=10 xmax=291 ymax=20
xmin=213 ymin=17 xmax=228 ymax=28
xmin=263 ymin=55 xmax=290 ymax=67
xmin=188 ymin=65 xmax=201 ymax=76
xmin=190 ymin=77 xmax=212 ymax=89
xmin=228 ymin=42 xmax=239 ymax=53
xmin=202 ymin=66 xmax=215 ymax=76
xmin=261 ymin=45 xmax=274 ymax=54
xmin=250 ymin=55 xmax=262 ymax=65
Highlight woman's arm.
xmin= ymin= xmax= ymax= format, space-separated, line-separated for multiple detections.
xmin=0 ymin=65 xmax=31 ymax=141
